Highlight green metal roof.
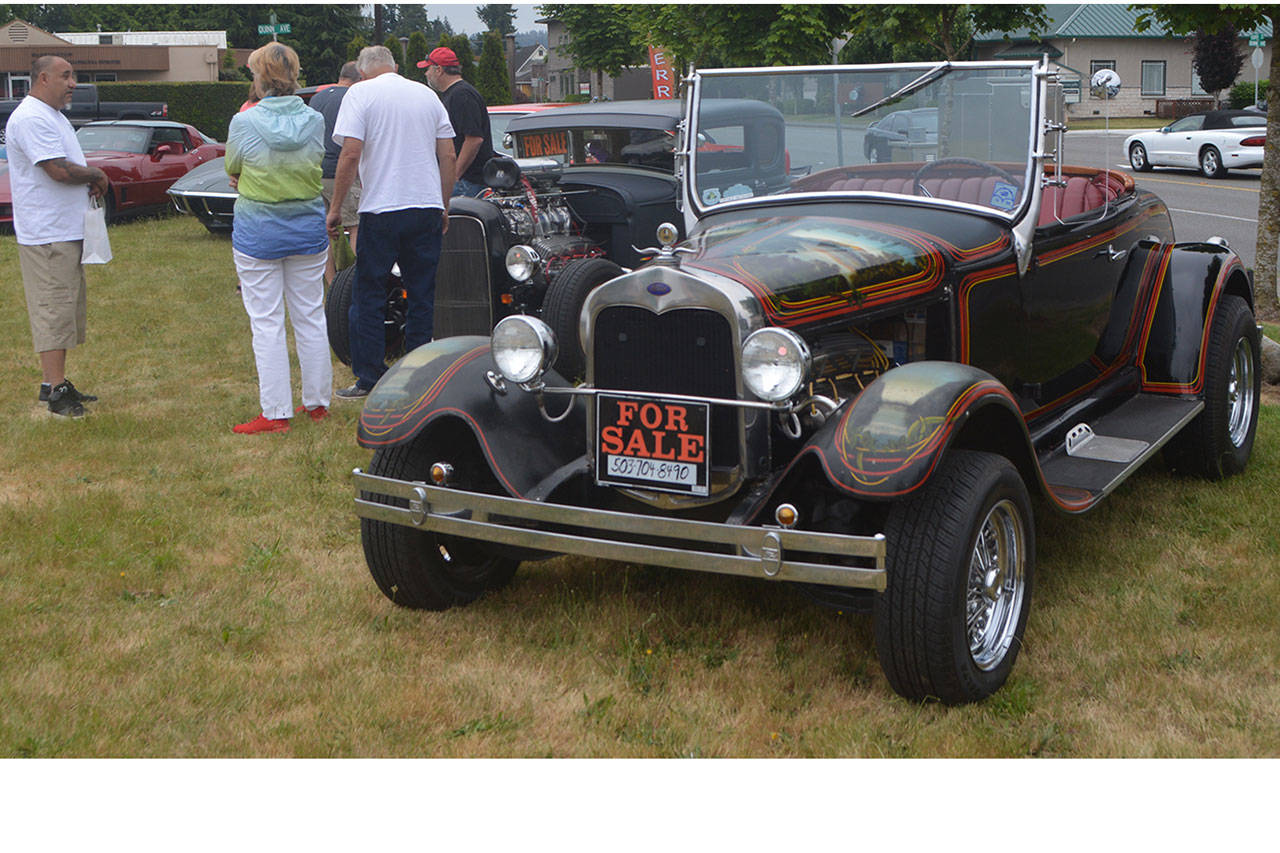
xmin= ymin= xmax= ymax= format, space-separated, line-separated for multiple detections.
xmin=975 ymin=4 xmax=1273 ymax=42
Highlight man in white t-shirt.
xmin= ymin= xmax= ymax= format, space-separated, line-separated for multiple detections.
xmin=326 ymin=44 xmax=457 ymax=398
xmin=5 ymin=55 xmax=108 ymax=418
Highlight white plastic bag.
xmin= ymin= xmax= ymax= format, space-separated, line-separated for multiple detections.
xmin=82 ymin=198 xmax=112 ymax=265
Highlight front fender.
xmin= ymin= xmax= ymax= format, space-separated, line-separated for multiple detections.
xmin=358 ymin=337 xmax=586 ymax=498
xmin=795 ymin=361 xmax=1026 ymax=499
xmin=1139 ymin=242 xmax=1249 ymax=395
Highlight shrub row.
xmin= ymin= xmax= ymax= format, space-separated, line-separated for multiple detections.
xmin=96 ymin=81 xmax=254 ymax=142
xmin=1227 ymin=78 xmax=1269 ymax=109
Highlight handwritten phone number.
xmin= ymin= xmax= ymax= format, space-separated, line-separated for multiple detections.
xmin=605 ymin=455 xmax=696 ymax=486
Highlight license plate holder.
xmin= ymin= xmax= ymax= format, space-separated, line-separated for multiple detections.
xmin=595 ymin=394 xmax=710 ymax=496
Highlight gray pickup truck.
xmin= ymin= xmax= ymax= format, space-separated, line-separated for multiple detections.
xmin=0 ymin=83 xmax=167 ymax=143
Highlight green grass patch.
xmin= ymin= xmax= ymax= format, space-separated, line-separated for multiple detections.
xmin=0 ymin=213 xmax=1277 ymax=757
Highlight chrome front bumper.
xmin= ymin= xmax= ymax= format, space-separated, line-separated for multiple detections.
xmin=353 ymin=469 xmax=887 ymax=591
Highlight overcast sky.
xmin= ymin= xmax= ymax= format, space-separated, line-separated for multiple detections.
xmin=427 ymin=3 xmax=543 ymax=36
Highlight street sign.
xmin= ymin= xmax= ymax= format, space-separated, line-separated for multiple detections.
xmin=1252 ymin=47 xmax=1264 ymax=69
xmin=1249 ymin=33 xmax=1266 ymax=47
xmin=258 ymin=23 xmax=291 ymax=35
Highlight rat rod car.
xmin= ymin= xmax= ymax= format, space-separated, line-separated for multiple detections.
xmin=322 ymin=98 xmax=786 ymax=369
xmin=350 ymin=60 xmax=1261 ymax=705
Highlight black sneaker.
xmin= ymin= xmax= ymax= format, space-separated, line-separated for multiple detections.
xmin=48 ymin=381 xmax=87 ymax=418
xmin=40 ymin=379 xmax=97 ymax=404
xmin=336 ymin=383 xmax=371 ymax=399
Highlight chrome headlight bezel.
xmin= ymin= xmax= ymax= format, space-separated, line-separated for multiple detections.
xmin=492 ymin=315 xmax=557 ymax=385
xmin=504 ymin=244 xmax=540 ymax=282
xmin=741 ymin=327 xmax=811 ymax=402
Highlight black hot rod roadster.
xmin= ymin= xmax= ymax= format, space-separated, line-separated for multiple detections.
xmin=349 ymin=60 xmax=1261 ymax=705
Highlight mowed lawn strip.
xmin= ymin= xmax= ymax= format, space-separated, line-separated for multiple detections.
xmin=1 ymin=214 xmax=1277 ymax=757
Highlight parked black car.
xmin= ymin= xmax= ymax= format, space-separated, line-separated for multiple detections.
xmin=353 ymin=61 xmax=1260 ymax=704
xmin=862 ymin=107 xmax=937 ymax=163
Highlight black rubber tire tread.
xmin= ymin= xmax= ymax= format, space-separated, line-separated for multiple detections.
xmin=1162 ymin=295 xmax=1260 ymax=480
xmin=872 ymin=450 xmax=1034 ymax=705
xmin=361 ymin=439 xmax=518 ymax=610
xmin=1200 ymin=146 xmax=1226 ymax=178
xmin=325 ymin=264 xmax=356 ymax=366
xmin=542 ymin=256 xmax=624 ymax=380
xmin=1129 ymin=142 xmax=1152 ymax=172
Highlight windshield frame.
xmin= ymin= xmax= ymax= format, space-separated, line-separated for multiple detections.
xmin=682 ymin=60 xmax=1048 ymax=230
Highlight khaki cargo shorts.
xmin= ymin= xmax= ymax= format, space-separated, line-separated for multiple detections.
xmin=321 ymin=177 xmax=362 ymax=230
xmin=18 ymin=241 xmax=87 ymax=353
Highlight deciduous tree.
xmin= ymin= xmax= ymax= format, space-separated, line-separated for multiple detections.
xmin=476 ymin=4 xmax=517 ymax=35
xmin=1193 ymin=26 xmax=1245 ymax=107
xmin=539 ymin=4 xmax=645 ymax=97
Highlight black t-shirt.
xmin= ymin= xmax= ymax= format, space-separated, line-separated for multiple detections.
xmin=440 ymin=79 xmax=495 ymax=184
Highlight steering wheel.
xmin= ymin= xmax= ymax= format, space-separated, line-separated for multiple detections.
xmin=912 ymin=157 xmax=1018 ymax=198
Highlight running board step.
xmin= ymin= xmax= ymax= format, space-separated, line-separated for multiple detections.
xmin=1040 ymin=394 xmax=1203 ymax=511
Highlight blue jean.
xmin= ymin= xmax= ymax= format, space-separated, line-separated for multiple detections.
xmin=452 ymin=177 xmax=487 ymax=198
xmin=350 ymin=206 xmax=443 ymax=389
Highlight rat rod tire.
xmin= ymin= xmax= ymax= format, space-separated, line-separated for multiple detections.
xmin=325 ymin=265 xmax=407 ymax=367
xmin=1163 ymin=295 xmax=1260 ymax=480
xmin=873 ymin=450 xmax=1034 ymax=705
xmin=361 ymin=439 xmax=518 ymax=611
xmin=542 ymin=256 xmax=624 ymax=380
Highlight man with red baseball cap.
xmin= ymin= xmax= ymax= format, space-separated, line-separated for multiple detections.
xmin=419 ymin=46 xmax=495 ymax=197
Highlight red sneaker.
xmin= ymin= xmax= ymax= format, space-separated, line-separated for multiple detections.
xmin=295 ymin=405 xmax=329 ymax=422
xmin=233 ymin=414 xmax=291 ymax=434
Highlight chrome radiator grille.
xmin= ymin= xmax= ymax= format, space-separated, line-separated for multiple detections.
xmin=433 ymin=215 xmax=492 ymax=339
xmin=592 ymin=306 xmax=739 ymax=468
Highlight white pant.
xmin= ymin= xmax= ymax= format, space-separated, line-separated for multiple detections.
xmin=233 ymin=248 xmax=332 ymax=420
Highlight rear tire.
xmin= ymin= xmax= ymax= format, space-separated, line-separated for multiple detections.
xmin=1200 ymin=146 xmax=1227 ymax=178
xmin=873 ymin=450 xmax=1034 ymax=704
xmin=542 ymin=256 xmax=623 ymax=380
xmin=362 ymin=437 xmax=518 ymax=610
xmin=1162 ymin=295 xmax=1260 ymax=479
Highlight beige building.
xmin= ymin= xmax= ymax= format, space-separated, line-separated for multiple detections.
xmin=1 ymin=19 xmax=230 ymax=99
xmin=973 ymin=5 xmax=1273 ymax=118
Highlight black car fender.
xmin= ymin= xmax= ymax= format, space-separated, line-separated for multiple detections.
xmin=791 ymin=361 xmax=1035 ymax=501
xmin=1138 ymin=241 xmax=1251 ymax=395
xmin=357 ymin=336 xmax=586 ymax=498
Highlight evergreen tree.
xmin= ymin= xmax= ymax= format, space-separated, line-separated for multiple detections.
xmin=450 ymin=33 xmax=477 ymax=80
xmin=383 ymin=34 xmax=405 ymax=71
xmin=406 ymin=31 xmax=432 ymax=84
xmin=347 ymin=33 xmax=368 ymax=63
xmin=476 ymin=30 xmax=511 ymax=105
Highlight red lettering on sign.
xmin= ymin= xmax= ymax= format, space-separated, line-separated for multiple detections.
xmin=678 ymin=434 xmax=705 ymax=463
xmin=616 ymin=400 xmax=639 ymax=427
xmin=650 ymin=431 xmax=676 ymax=460
xmin=601 ymin=425 xmax=623 ymax=454
xmin=639 ymin=403 xmax=663 ymax=429
xmin=665 ymin=405 xmax=689 ymax=433
xmin=624 ymin=430 xmax=650 ymax=457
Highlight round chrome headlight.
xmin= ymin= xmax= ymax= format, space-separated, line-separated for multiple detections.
xmin=492 ymin=315 xmax=557 ymax=384
xmin=742 ymin=327 xmax=811 ymax=402
xmin=505 ymin=245 xmax=540 ymax=282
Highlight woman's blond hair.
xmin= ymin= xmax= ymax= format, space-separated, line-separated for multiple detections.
xmin=247 ymin=42 xmax=300 ymax=98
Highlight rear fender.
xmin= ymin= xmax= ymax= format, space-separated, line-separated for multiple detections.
xmin=1139 ymin=242 xmax=1249 ymax=395
xmin=794 ymin=361 xmax=1031 ymax=500
xmin=358 ymin=336 xmax=586 ymax=498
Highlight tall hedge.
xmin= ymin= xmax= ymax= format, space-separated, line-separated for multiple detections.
xmin=96 ymin=81 xmax=252 ymax=142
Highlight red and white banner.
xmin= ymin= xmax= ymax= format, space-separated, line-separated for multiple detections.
xmin=649 ymin=46 xmax=675 ymax=100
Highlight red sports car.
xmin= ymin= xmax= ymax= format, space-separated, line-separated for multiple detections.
xmin=0 ymin=119 xmax=224 ymax=226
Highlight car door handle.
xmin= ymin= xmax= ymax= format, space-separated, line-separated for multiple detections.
xmin=1095 ymin=244 xmax=1127 ymax=262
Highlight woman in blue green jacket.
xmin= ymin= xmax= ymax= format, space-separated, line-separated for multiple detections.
xmin=226 ymin=42 xmax=332 ymax=434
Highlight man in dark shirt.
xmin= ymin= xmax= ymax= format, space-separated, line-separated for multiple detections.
xmin=419 ymin=47 xmax=495 ymax=197
xmin=308 ymin=61 xmax=361 ymax=284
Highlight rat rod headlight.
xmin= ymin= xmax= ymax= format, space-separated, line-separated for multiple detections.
xmin=492 ymin=315 xmax=557 ymax=384
xmin=505 ymin=245 xmax=540 ymax=282
xmin=742 ymin=327 xmax=811 ymax=402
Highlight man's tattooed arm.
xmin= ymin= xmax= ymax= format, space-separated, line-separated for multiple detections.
xmin=40 ymin=158 xmax=109 ymax=198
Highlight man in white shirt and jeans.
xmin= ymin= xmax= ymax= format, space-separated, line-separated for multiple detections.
xmin=326 ymin=45 xmax=457 ymax=398
xmin=5 ymin=55 xmax=108 ymax=418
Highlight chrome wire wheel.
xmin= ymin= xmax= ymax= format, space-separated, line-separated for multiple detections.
xmin=1227 ymin=335 xmax=1256 ymax=448
xmin=965 ymin=498 xmax=1027 ymax=671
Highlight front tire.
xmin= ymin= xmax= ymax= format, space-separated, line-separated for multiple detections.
xmin=541 ymin=256 xmax=623 ymax=380
xmin=1129 ymin=142 xmax=1152 ymax=172
xmin=1200 ymin=146 xmax=1227 ymax=178
xmin=873 ymin=450 xmax=1034 ymax=704
xmin=362 ymin=437 xmax=518 ymax=610
xmin=325 ymin=265 xmax=406 ymax=367
xmin=1163 ymin=295 xmax=1260 ymax=479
